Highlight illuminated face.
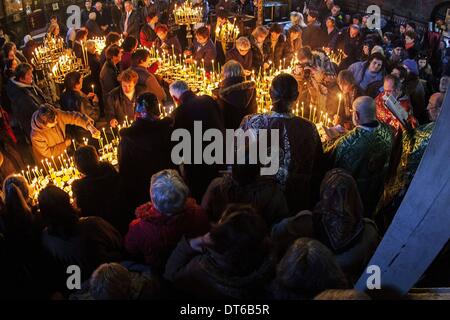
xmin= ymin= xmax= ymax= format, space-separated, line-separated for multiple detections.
xmin=393 ymin=47 xmax=403 ymax=56
xmin=21 ymin=69 xmax=33 ymax=85
xmin=406 ymin=24 xmax=414 ymax=33
xmin=368 ymin=59 xmax=383 ymax=73
xmin=271 ymin=32 xmax=280 ymax=42
xmin=11 ymin=59 xmax=18 ymax=70
xmin=439 ymin=76 xmax=450 ymax=93
xmin=383 ymin=78 xmax=397 ymax=96
xmin=157 ymin=31 xmax=167 ymax=41
xmin=121 ymin=80 xmax=136 ymax=95
xmin=124 ymin=2 xmax=132 ymax=12
xmin=405 ymin=36 xmax=414 ymax=45
xmin=46 ymin=116 xmax=58 ymax=128
xmin=256 ymin=34 xmax=266 ymax=44
xmin=196 ymin=35 xmax=208 ymax=45
xmin=331 ymin=6 xmax=340 ymax=17
xmin=418 ymin=59 xmax=427 ymax=69
xmin=86 ymin=1 xmax=92 ymax=10
xmin=326 ymin=19 xmax=335 ymax=29
xmin=399 ymin=25 xmax=406 ymax=34
xmin=290 ymin=31 xmax=300 ymax=40
xmin=237 ymin=47 xmax=250 ymax=56
xmin=349 ymin=27 xmax=359 ymax=38
xmin=95 ymin=2 xmax=102 ymax=11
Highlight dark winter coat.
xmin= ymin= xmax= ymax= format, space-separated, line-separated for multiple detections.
xmin=60 ymin=89 xmax=100 ymax=121
xmin=225 ymin=48 xmax=253 ymax=71
xmin=120 ymin=10 xmax=141 ymax=39
xmin=213 ymin=76 xmax=257 ymax=130
xmin=265 ymin=34 xmax=293 ymax=69
xmin=100 ymin=60 xmax=120 ymax=104
xmin=302 ymin=21 xmax=325 ymax=50
xmin=105 ymin=85 xmax=142 ymax=124
xmin=164 ymin=236 xmax=275 ymax=299
xmin=6 ymin=78 xmax=49 ymax=139
xmin=118 ymin=117 xmax=174 ymax=214
xmin=172 ymin=90 xmax=224 ymax=202
xmin=72 ymin=163 xmax=120 ymax=228
xmin=191 ymin=39 xmax=217 ymax=71
xmin=201 ymin=175 xmax=290 ymax=225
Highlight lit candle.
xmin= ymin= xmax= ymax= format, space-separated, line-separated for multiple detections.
xmin=309 ymin=104 xmax=312 ymax=121
xmin=51 ymin=156 xmax=58 ymax=170
xmin=337 ymin=93 xmax=342 ymax=116
xmin=41 ymin=160 xmax=49 ymax=175
xmin=91 ymin=84 xmax=95 ymax=93
xmin=313 ymin=107 xmax=317 ymax=123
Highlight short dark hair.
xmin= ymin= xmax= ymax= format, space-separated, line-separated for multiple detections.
xmin=121 ymin=35 xmax=138 ymax=52
xmin=105 ymin=32 xmax=121 ymax=47
xmin=136 ymin=92 xmax=159 ymax=116
xmin=326 ymin=16 xmax=336 ymax=25
xmin=2 ymin=42 xmax=16 ymax=57
xmin=391 ymin=64 xmax=408 ymax=80
xmin=195 ymin=26 xmax=210 ymax=38
xmin=15 ymin=63 xmax=33 ymax=81
xmin=308 ymin=10 xmax=319 ymax=19
xmin=269 ymin=23 xmax=283 ymax=34
xmin=406 ymin=22 xmax=416 ymax=30
xmin=209 ymin=204 xmax=268 ymax=273
xmin=75 ymin=29 xmax=88 ymax=41
xmin=74 ymin=145 xmax=99 ymax=175
xmin=36 ymin=104 xmax=57 ymax=125
xmin=368 ymin=52 xmax=385 ymax=65
xmin=270 ymin=73 xmax=299 ymax=112
xmin=131 ymin=49 xmax=149 ymax=66
xmin=106 ymin=44 xmax=121 ymax=60
xmin=298 ymin=46 xmax=313 ymax=60
xmin=64 ymin=71 xmax=82 ymax=91
xmin=404 ymin=30 xmax=416 ymax=41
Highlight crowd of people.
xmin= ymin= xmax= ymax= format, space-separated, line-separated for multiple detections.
xmin=0 ymin=0 xmax=449 ymax=300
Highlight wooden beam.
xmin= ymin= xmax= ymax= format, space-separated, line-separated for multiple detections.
xmin=355 ymin=89 xmax=450 ymax=296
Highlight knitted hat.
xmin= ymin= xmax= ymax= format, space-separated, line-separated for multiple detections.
xmin=403 ymin=59 xmax=419 ymax=75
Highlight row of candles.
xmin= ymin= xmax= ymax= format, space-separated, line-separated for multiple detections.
xmin=173 ymin=0 xmax=203 ymax=25
xmin=215 ymin=19 xmax=240 ymax=45
xmin=19 ymin=118 xmax=132 ymax=202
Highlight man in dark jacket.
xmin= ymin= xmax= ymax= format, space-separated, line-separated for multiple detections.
xmin=100 ymin=44 xmax=122 ymax=105
xmin=170 ymin=80 xmax=224 ymax=202
xmin=118 ymin=93 xmax=174 ymax=221
xmin=85 ymin=12 xmax=103 ymax=38
xmin=336 ymin=24 xmax=363 ymax=70
xmin=249 ymin=26 xmax=270 ymax=72
xmin=81 ymin=0 xmax=94 ymax=26
xmin=111 ymin=0 xmax=124 ymax=32
xmin=324 ymin=17 xmax=340 ymax=51
xmin=265 ymin=23 xmax=292 ymax=69
xmin=73 ymin=145 xmax=122 ymax=231
xmin=302 ymin=10 xmax=325 ymax=50
xmin=121 ymin=1 xmax=141 ymax=39
xmin=186 ymin=27 xmax=217 ymax=72
xmin=106 ymin=69 xmax=142 ymax=127
xmin=6 ymin=63 xmax=50 ymax=139
xmin=225 ymin=37 xmax=253 ymax=74
xmin=94 ymin=1 xmax=112 ymax=34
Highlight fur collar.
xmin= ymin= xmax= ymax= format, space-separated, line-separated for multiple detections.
xmin=219 ymin=80 xmax=255 ymax=96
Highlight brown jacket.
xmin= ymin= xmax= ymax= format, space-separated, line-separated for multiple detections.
xmin=31 ymin=107 xmax=93 ymax=162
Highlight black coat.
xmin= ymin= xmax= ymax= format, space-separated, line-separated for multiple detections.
xmin=100 ymin=60 xmax=120 ymax=104
xmin=118 ymin=117 xmax=174 ymax=214
xmin=225 ymin=48 xmax=253 ymax=71
xmin=265 ymin=34 xmax=292 ymax=69
xmin=110 ymin=4 xmax=124 ymax=32
xmin=121 ymin=10 xmax=141 ymax=39
xmin=173 ymin=90 xmax=224 ymax=201
xmin=94 ymin=8 xmax=112 ymax=29
xmin=85 ymin=19 xmax=103 ymax=38
xmin=336 ymin=28 xmax=363 ymax=69
xmin=81 ymin=8 xmax=93 ymax=26
xmin=250 ymin=35 xmax=269 ymax=72
xmin=72 ymin=163 xmax=120 ymax=228
xmin=6 ymin=79 xmax=49 ymax=139
xmin=324 ymin=28 xmax=340 ymax=50
xmin=213 ymin=77 xmax=257 ymax=130
xmin=191 ymin=39 xmax=217 ymax=71
xmin=105 ymin=86 xmax=142 ymax=123
xmin=59 ymin=90 xmax=100 ymax=121
xmin=302 ymin=22 xmax=325 ymax=50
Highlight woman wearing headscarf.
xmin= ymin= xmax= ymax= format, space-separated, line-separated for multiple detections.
xmin=272 ymin=169 xmax=380 ymax=282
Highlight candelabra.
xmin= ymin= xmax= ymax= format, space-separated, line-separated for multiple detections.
xmin=51 ymin=50 xmax=90 ymax=84
xmin=215 ymin=19 xmax=240 ymax=54
xmin=173 ymin=1 xmax=204 ymax=46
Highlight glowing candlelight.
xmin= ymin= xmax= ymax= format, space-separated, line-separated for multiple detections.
xmin=337 ymin=93 xmax=342 ymax=116
xmin=51 ymin=156 xmax=58 ymax=170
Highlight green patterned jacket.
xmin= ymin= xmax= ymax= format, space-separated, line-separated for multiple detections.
xmin=325 ymin=122 xmax=394 ymax=216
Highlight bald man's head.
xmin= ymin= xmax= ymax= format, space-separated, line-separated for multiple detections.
xmin=428 ymin=92 xmax=444 ymax=121
xmin=352 ymin=96 xmax=376 ymax=126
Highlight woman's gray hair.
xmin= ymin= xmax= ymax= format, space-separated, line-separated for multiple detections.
xmin=236 ymin=36 xmax=251 ymax=51
xmin=89 ymin=263 xmax=132 ymax=300
xmin=169 ymin=80 xmax=190 ymax=100
xmin=222 ymin=59 xmax=244 ymax=79
xmin=252 ymin=26 xmax=269 ymax=38
xmin=150 ymin=169 xmax=189 ymax=214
